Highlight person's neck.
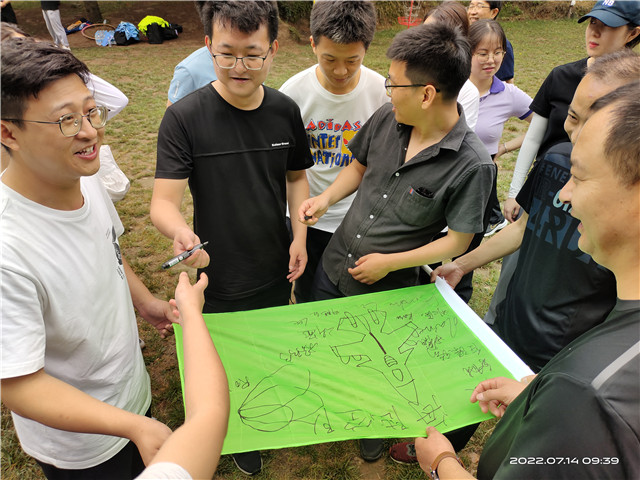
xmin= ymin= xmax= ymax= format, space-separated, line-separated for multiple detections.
xmin=315 ymin=66 xmax=361 ymax=95
xmin=613 ymin=260 xmax=640 ymax=300
xmin=212 ymin=81 xmax=265 ymax=111
xmin=2 ymin=164 xmax=84 ymax=211
xmin=470 ymin=73 xmax=493 ymax=96
xmin=411 ymin=102 xmax=459 ymax=147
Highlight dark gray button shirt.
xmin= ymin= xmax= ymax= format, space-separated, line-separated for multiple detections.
xmin=322 ymin=103 xmax=494 ymax=296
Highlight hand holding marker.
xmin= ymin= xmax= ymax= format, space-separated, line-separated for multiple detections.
xmin=162 ymin=242 xmax=209 ymax=269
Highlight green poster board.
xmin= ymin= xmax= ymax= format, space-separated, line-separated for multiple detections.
xmin=174 ymin=279 xmax=532 ymax=455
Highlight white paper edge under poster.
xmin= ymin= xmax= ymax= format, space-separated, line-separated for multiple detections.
xmin=435 ymin=276 xmax=534 ymax=380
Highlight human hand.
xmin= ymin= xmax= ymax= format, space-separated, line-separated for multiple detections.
xmin=503 ymin=198 xmax=521 ymax=223
xmin=348 ymin=253 xmax=390 ymax=285
xmin=287 ymin=239 xmax=307 ymax=282
xmin=414 ymin=427 xmax=456 ymax=474
xmin=130 ymin=415 xmax=172 ymax=466
xmin=470 ymin=376 xmax=528 ymax=417
xmin=139 ymin=297 xmax=177 ymax=338
xmin=169 ymin=272 xmax=208 ymax=324
xmin=173 ymin=227 xmax=210 ymax=269
xmin=298 ymin=196 xmax=329 ymax=226
xmin=431 ymin=262 xmax=465 ymax=289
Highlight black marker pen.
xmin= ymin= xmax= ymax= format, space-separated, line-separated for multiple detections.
xmin=162 ymin=242 xmax=209 ymax=269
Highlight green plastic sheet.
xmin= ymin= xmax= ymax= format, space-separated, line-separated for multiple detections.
xmin=174 ymin=279 xmax=532 ymax=454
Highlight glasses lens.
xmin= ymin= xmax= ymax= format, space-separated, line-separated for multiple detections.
xmin=60 ymin=113 xmax=82 ymax=137
xmin=242 ymin=57 xmax=264 ymax=70
xmin=89 ymin=106 xmax=108 ymax=129
xmin=214 ymin=55 xmax=236 ymax=69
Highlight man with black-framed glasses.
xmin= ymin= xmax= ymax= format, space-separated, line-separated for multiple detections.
xmin=1 ymin=39 xmax=177 ymax=480
xmin=151 ymin=2 xmax=313 ymax=474
xmin=299 ymin=23 xmax=494 ymax=312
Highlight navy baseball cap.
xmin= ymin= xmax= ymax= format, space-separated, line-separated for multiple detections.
xmin=578 ymin=0 xmax=640 ymax=28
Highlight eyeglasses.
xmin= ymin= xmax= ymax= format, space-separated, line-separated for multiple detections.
xmin=467 ymin=3 xmax=491 ymax=11
xmin=474 ymin=51 xmax=505 ymax=61
xmin=210 ymin=44 xmax=272 ymax=71
xmin=384 ymin=76 xmax=440 ymax=97
xmin=2 ymin=105 xmax=109 ymax=137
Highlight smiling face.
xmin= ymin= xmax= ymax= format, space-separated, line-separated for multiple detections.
xmin=585 ymin=18 xmax=638 ymax=57
xmin=470 ymin=32 xmax=504 ymax=82
xmin=1 ymin=74 xmax=103 ymax=202
xmin=206 ymin=21 xmax=277 ymax=108
xmin=311 ymin=36 xmax=365 ymax=95
xmin=467 ymin=1 xmax=498 ymax=23
xmin=559 ymin=106 xmax=638 ymax=269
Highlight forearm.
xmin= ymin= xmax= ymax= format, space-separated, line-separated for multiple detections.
xmin=385 ymin=231 xmax=473 ymax=273
xmin=498 ymin=132 xmax=527 ymax=158
xmin=1 ymin=370 xmax=147 ymax=442
xmin=508 ymin=114 xmax=548 ymax=198
xmin=453 ymin=214 xmax=527 ymax=275
xmin=149 ymin=197 xmax=191 ymax=241
xmin=322 ymin=160 xmax=366 ymax=207
xmin=436 ymin=457 xmax=476 ymax=479
xmin=180 ymin=306 xmax=229 ymax=423
xmin=123 ymin=257 xmax=156 ymax=315
xmin=287 ymin=170 xmax=310 ymax=243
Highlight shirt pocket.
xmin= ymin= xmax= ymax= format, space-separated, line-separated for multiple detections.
xmin=394 ymin=186 xmax=441 ymax=226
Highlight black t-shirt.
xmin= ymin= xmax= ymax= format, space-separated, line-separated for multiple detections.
xmin=156 ymin=84 xmax=313 ymax=299
xmin=529 ymin=58 xmax=588 ymax=160
xmin=478 ymin=299 xmax=640 ymax=480
xmin=494 ymin=143 xmax=616 ymax=372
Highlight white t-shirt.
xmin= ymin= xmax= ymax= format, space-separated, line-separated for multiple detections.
xmin=0 ymin=175 xmax=151 ymax=469
xmin=458 ymin=79 xmax=479 ymax=130
xmin=280 ymin=65 xmax=389 ymax=232
xmin=137 ymin=462 xmax=192 ymax=479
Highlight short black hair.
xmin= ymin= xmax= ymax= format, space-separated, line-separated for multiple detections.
xmin=386 ymin=23 xmax=471 ymax=102
xmin=469 ymin=19 xmax=507 ymax=52
xmin=487 ymin=1 xmax=503 ymax=18
xmin=1 ymin=38 xmax=90 ymax=127
xmin=199 ymin=0 xmax=279 ymax=44
xmin=310 ymin=0 xmax=377 ymax=50
xmin=587 ymin=49 xmax=640 ymax=84
xmin=589 ymin=82 xmax=640 ymax=187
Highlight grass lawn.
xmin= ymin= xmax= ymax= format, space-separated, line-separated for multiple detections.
xmin=2 ymin=4 xmax=591 ymax=480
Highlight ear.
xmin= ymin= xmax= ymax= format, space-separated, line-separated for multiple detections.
xmin=204 ymin=35 xmax=211 ymax=50
xmin=490 ymin=8 xmax=500 ymax=19
xmin=625 ymin=25 xmax=640 ymax=45
xmin=420 ymin=85 xmax=439 ymax=110
xmin=0 ymin=121 xmax=20 ymax=152
xmin=270 ymin=39 xmax=279 ymax=57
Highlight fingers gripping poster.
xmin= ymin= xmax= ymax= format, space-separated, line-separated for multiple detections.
xmin=174 ymin=278 xmax=532 ymax=454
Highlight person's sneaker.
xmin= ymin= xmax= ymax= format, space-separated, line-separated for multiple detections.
xmin=138 ymin=338 xmax=145 ymax=349
xmin=232 ymin=451 xmax=262 ymax=476
xmin=359 ymin=438 xmax=385 ymax=462
xmin=484 ymin=219 xmax=508 ymax=237
xmin=389 ymin=441 xmax=418 ymax=464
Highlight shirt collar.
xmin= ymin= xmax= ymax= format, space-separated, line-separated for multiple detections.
xmin=395 ymin=103 xmax=469 ymax=154
xmin=489 ymin=75 xmax=505 ymax=94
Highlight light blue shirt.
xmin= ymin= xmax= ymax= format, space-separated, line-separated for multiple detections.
xmin=167 ymin=46 xmax=217 ymax=103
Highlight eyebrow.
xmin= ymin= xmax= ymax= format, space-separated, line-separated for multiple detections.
xmin=216 ymin=42 xmax=264 ymax=51
xmin=51 ymin=95 xmax=95 ymax=115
